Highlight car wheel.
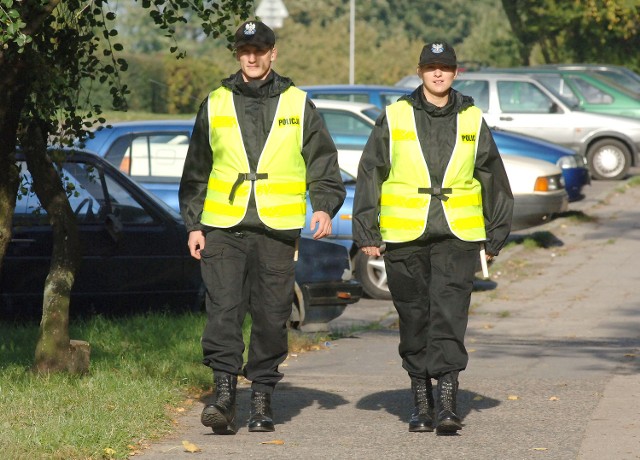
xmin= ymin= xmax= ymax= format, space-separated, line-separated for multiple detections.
xmin=353 ymin=251 xmax=392 ymax=300
xmin=587 ymin=139 xmax=631 ymax=180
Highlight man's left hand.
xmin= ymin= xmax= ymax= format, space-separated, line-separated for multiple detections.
xmin=310 ymin=211 xmax=332 ymax=240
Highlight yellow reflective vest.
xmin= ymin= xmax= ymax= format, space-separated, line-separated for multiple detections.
xmin=201 ymin=86 xmax=307 ymax=229
xmin=380 ymin=102 xmax=486 ymax=242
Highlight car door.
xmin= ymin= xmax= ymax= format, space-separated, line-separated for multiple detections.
xmin=4 ymin=156 xmax=198 ymax=315
xmin=487 ymin=78 xmax=582 ymax=147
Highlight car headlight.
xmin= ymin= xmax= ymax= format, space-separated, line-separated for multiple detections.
xmin=534 ymin=174 xmax=564 ymax=191
xmin=556 ymin=155 xmax=580 ymax=169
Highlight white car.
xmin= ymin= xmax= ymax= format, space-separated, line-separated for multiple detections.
xmin=452 ymin=72 xmax=640 ymax=180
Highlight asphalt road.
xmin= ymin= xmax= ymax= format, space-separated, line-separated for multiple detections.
xmin=135 ymin=171 xmax=640 ymax=460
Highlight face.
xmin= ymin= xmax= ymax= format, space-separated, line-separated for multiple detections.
xmin=236 ymin=45 xmax=277 ymax=82
xmin=417 ymin=63 xmax=458 ymax=99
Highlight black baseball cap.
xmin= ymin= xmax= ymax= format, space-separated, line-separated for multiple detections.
xmin=418 ymin=41 xmax=457 ymax=67
xmin=234 ymin=21 xmax=276 ymax=50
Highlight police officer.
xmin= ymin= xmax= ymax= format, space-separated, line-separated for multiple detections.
xmin=179 ymin=20 xmax=345 ymax=434
xmin=353 ymin=41 xmax=513 ymax=434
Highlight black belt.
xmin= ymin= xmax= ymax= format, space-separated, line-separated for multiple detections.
xmin=229 ymin=172 xmax=268 ymax=203
xmin=418 ymin=187 xmax=452 ymax=202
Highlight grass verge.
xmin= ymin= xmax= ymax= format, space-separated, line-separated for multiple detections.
xmin=0 ymin=311 xmax=332 ymax=459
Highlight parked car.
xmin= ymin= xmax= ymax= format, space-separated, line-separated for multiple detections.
xmin=451 ymin=72 xmax=640 ymax=180
xmin=300 ymin=84 xmax=411 ymax=109
xmin=529 ymin=64 xmax=640 ymax=96
xmin=2 ymin=151 xmax=362 ymax=327
xmin=482 ymin=67 xmax=640 ymax=118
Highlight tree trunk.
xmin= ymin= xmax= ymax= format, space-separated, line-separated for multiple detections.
xmin=500 ymin=0 xmax=533 ymax=66
xmin=21 ymin=121 xmax=87 ymax=374
xmin=0 ymin=148 xmax=20 ymax=279
xmin=0 ymin=59 xmax=28 ymax=276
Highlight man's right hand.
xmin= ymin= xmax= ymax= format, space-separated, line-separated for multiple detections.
xmin=187 ymin=230 xmax=205 ymax=260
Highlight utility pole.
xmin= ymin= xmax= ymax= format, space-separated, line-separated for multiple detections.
xmin=349 ymin=0 xmax=355 ymax=84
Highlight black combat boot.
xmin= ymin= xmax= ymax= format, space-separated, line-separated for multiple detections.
xmin=201 ymin=372 xmax=237 ymax=435
xmin=248 ymin=390 xmax=275 ymax=432
xmin=436 ymin=371 xmax=463 ymax=434
xmin=409 ymin=378 xmax=435 ymax=432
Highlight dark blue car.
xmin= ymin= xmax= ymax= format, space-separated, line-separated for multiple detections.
xmin=3 ymin=150 xmax=361 ymax=327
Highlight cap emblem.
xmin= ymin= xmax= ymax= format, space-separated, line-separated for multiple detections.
xmin=244 ymin=22 xmax=256 ymax=36
xmin=431 ymin=43 xmax=444 ymax=54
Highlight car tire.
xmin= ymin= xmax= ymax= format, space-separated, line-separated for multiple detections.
xmin=587 ymin=138 xmax=631 ymax=180
xmin=353 ymin=251 xmax=392 ymax=300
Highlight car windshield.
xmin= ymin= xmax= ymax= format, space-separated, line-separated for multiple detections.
xmin=595 ymin=70 xmax=640 ymax=95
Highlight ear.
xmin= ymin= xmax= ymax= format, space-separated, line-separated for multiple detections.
xmin=270 ymin=47 xmax=278 ymax=62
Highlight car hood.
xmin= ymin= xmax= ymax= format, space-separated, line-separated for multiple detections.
xmin=492 ymin=129 xmax=576 ymax=162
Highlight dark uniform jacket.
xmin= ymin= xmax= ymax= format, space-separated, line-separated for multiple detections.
xmin=179 ymin=71 xmax=346 ymax=240
xmin=353 ymin=87 xmax=513 ymax=256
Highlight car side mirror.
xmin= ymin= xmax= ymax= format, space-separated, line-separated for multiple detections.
xmin=549 ymin=102 xmax=560 ymax=113
xmin=105 ymin=213 xmax=123 ymax=242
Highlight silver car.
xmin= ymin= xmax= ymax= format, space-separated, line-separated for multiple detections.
xmin=452 ymin=72 xmax=640 ymax=180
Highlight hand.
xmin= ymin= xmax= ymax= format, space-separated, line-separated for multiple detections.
xmin=310 ymin=211 xmax=332 ymax=240
xmin=361 ymin=246 xmax=381 ymax=257
xmin=187 ymin=230 xmax=205 ymax=260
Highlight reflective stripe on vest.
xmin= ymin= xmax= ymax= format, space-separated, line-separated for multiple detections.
xmin=380 ymin=101 xmax=486 ymax=242
xmin=201 ymin=87 xmax=307 ymax=229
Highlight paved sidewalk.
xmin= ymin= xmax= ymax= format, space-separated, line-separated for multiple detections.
xmin=135 ymin=178 xmax=640 ymax=459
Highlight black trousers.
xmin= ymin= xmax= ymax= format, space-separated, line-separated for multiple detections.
xmin=200 ymin=228 xmax=296 ymax=394
xmin=384 ymin=238 xmax=479 ymax=380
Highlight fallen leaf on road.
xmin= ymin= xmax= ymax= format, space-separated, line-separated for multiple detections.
xmin=473 ymin=395 xmax=484 ymax=401
xmin=483 ymin=324 xmax=494 ymax=329
xmin=261 ymin=439 xmax=285 ymax=445
xmin=182 ymin=440 xmax=201 ymax=453
xmin=467 ymin=348 xmax=476 ymax=353
xmin=532 ymin=447 xmax=548 ymax=451
xmin=549 ymin=396 xmax=559 ymax=401
xmin=624 ymin=353 xmax=636 ymax=358
xmin=507 ymin=395 xmax=519 ymax=400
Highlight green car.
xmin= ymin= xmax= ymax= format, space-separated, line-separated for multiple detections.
xmin=486 ymin=67 xmax=640 ymax=119
xmin=530 ymin=64 xmax=640 ymax=96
